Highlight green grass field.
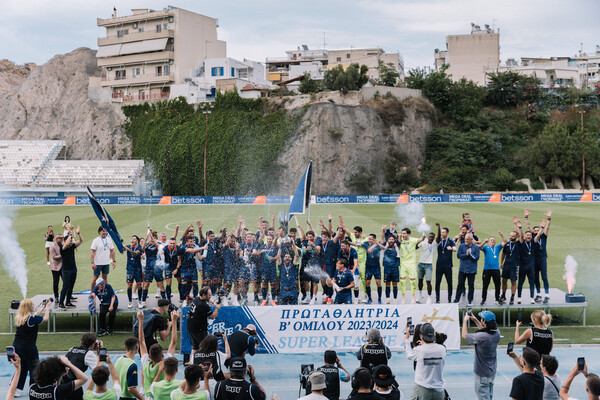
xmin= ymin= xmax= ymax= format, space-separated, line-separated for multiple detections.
xmin=1 ymin=202 xmax=599 ymax=350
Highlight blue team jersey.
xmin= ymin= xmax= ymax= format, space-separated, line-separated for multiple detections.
xmin=259 ymin=244 xmax=278 ymax=269
xmin=145 ymin=243 xmax=158 ymax=261
xmin=362 ymin=242 xmax=381 ymax=268
xmin=222 ymin=245 xmax=237 ymax=267
xmin=204 ymin=241 xmax=219 ymax=264
xmin=519 ymin=240 xmax=535 ymax=268
xmin=482 ymin=244 xmax=503 ymax=270
xmin=126 ymin=245 xmax=142 ymax=270
xmin=383 ymin=246 xmax=400 ymax=269
xmin=163 ymin=245 xmax=182 ymax=270
xmin=338 ymin=247 xmax=358 ymax=268
xmin=93 ymin=283 xmax=118 ymax=305
xmin=436 ymin=238 xmax=455 ymax=267
xmin=534 ymin=233 xmax=548 ymax=260
xmin=279 ymin=262 xmax=298 ymax=288
xmin=334 ymin=269 xmax=354 ymax=294
xmin=180 ymin=244 xmax=199 ymax=273
xmin=320 ymin=239 xmax=339 ymax=266
xmin=503 ymin=241 xmax=521 ymax=266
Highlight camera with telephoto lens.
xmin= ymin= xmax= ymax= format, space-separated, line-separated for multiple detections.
xmin=41 ymin=297 xmax=54 ymax=306
xmin=166 ymin=303 xmax=178 ymax=321
xmin=299 ymin=364 xmax=314 ymax=391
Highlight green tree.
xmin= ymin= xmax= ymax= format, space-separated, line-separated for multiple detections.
xmin=493 ymin=168 xmax=516 ymax=191
xmin=446 ymin=78 xmax=486 ymax=124
xmin=421 ymin=66 xmax=453 ymax=113
xmin=486 ymin=71 xmax=540 ymax=108
xmin=377 ymin=61 xmax=400 ymax=87
xmin=298 ymin=73 xmax=320 ymax=94
xmin=323 ymin=63 xmax=369 ymax=94
xmin=406 ymin=67 xmax=428 ymax=90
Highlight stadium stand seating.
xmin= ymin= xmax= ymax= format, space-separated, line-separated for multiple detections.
xmin=0 ymin=140 xmax=144 ymax=190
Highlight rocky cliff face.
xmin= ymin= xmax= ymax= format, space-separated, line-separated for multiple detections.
xmin=0 ymin=48 xmax=128 ymax=159
xmin=0 ymin=59 xmax=34 ymax=94
xmin=276 ymin=94 xmax=436 ymax=195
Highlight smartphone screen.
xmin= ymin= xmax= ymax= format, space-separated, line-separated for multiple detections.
xmin=507 ymin=342 xmax=514 ymax=354
xmin=407 ymin=317 xmax=412 ymax=326
xmin=578 ymin=357 xmax=585 ymax=371
xmin=467 ymin=308 xmax=472 ymax=316
xmin=6 ymin=346 xmax=15 ymax=361
xmin=517 ymin=313 xmax=522 ymax=323
xmin=98 ymin=348 xmax=106 ymax=362
xmin=409 ymin=324 xmax=415 ymax=336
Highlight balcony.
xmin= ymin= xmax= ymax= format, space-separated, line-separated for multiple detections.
xmin=111 ymin=91 xmax=170 ymax=103
xmin=101 ymin=72 xmax=175 ymax=87
xmin=97 ymin=51 xmax=174 ymax=67
xmin=98 ymin=29 xmax=174 ymax=46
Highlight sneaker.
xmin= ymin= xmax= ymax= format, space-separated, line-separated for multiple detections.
xmin=401 ymin=296 xmax=406 ymax=304
xmin=326 ymin=297 xmax=332 ymax=305
xmin=500 ymin=294 xmax=506 ymax=302
xmin=270 ymin=300 xmax=277 ymax=306
xmin=535 ymin=295 xmax=542 ymax=303
xmin=66 ymin=302 xmax=76 ymax=307
xmin=155 ymin=289 xmax=161 ymax=299
xmin=97 ymin=329 xmax=106 ymax=337
xmin=411 ymin=297 xmax=416 ymax=304
xmin=377 ymin=299 xmax=382 ymax=305
xmin=517 ymin=297 xmax=522 ymax=304
xmin=509 ymin=298 xmax=514 ymax=305
xmin=54 ymin=296 xmax=59 ymax=303
xmin=128 ymin=302 xmax=133 ymax=309
xmin=543 ymin=296 xmax=550 ymax=304
xmin=107 ymin=330 xmax=114 ymax=336
xmin=132 ymin=293 xmax=138 ymax=300
xmin=139 ymin=302 xmax=145 ymax=308
xmin=480 ymin=300 xmax=486 ymax=306
xmin=426 ymin=297 xmax=432 ymax=305
xmin=467 ymin=303 xmax=473 ymax=307
xmin=530 ymin=298 xmax=536 ymax=304
xmin=309 ymin=296 xmax=317 ymax=305
xmin=58 ymin=303 xmax=67 ymax=309
xmin=358 ymin=297 xmax=367 ymax=304
xmin=367 ymin=298 xmax=372 ymax=304
xmin=435 ymin=299 xmax=440 ymax=304
xmin=301 ymin=295 xmax=311 ymax=304
xmin=494 ymin=300 xmax=502 ymax=306
xmin=260 ymin=300 xmax=267 ymax=306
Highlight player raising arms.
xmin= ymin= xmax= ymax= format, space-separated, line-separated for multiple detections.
xmin=123 ymin=236 xmax=143 ymax=309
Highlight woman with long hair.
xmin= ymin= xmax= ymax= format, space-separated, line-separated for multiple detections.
xmin=192 ymin=333 xmax=231 ymax=394
xmin=515 ymin=309 xmax=554 ymax=356
xmin=12 ymin=298 xmax=51 ymax=395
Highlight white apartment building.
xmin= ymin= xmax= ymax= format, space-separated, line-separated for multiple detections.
xmin=94 ymin=6 xmax=226 ymax=103
xmin=574 ymin=46 xmax=600 ymax=89
xmin=488 ymin=57 xmax=580 ymax=88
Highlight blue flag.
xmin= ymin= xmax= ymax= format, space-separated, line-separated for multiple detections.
xmin=288 ymin=161 xmax=312 ymax=217
xmin=86 ymin=187 xmax=124 ymax=253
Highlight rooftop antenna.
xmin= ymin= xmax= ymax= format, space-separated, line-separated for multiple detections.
xmin=112 ymin=7 xmax=117 ymax=18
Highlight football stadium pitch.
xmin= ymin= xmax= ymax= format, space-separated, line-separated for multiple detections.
xmin=1 ymin=201 xmax=599 ymax=351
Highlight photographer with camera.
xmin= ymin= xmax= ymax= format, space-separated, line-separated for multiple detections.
xmin=134 ymin=299 xmax=172 ymax=350
xmin=348 ymin=368 xmax=384 ymax=400
xmin=357 ymin=328 xmax=392 ymax=373
xmin=188 ymin=286 xmax=221 ymax=358
xmin=317 ymin=350 xmax=350 ymax=400
xmin=11 ymin=298 xmax=51 ymax=395
xmin=61 ymin=334 xmax=101 ymax=400
xmin=215 ymin=357 xmax=266 ymax=400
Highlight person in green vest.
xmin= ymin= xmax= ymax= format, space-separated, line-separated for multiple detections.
xmin=341 ymin=219 xmax=369 ymax=304
xmin=399 ymin=227 xmax=426 ymax=304
xmin=170 ymin=364 xmax=211 ymax=400
xmin=148 ymin=357 xmax=182 ymax=400
xmin=114 ymin=337 xmax=143 ymax=400
xmin=137 ymin=309 xmax=179 ymax=398
xmin=83 ymin=354 xmax=121 ymax=400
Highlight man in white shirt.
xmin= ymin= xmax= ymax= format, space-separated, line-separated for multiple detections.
xmin=298 ymin=371 xmax=329 ymax=400
xmin=417 ymin=233 xmax=437 ymax=304
xmin=155 ymin=232 xmax=168 ymax=299
xmin=405 ymin=323 xmax=446 ymax=400
xmin=90 ymin=227 xmax=116 ymax=292
xmin=559 ymin=360 xmax=600 ymax=400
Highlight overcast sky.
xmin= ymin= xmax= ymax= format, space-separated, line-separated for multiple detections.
xmin=1 ymin=0 xmax=599 ymax=71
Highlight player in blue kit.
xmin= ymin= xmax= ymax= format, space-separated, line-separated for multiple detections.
xmin=319 ymin=230 xmax=339 ymax=304
xmin=362 ymin=234 xmax=383 ymax=304
xmin=525 ymin=208 xmax=552 ymax=304
xmin=277 ymin=245 xmax=300 ymax=305
xmin=500 ymin=217 xmax=523 ymax=305
xmin=238 ymin=232 xmax=260 ymax=306
xmin=124 ymin=235 xmax=144 ymax=309
xmin=141 ymin=229 xmax=165 ymax=307
xmin=382 ymin=234 xmax=400 ymax=303
xmin=180 ymin=235 xmax=204 ymax=304
xmin=162 ymin=237 xmax=182 ymax=303
xmin=479 ymin=232 xmax=506 ymax=306
xmin=328 ymin=258 xmax=355 ymax=304
xmin=337 ymin=240 xmax=358 ymax=303
xmin=202 ymin=230 xmax=221 ymax=297
xmin=258 ymin=234 xmax=279 ymax=306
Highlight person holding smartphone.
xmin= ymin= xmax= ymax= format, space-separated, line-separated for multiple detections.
xmin=12 ymin=298 xmax=51 ymax=395
xmin=559 ymin=358 xmax=600 ymax=400
xmin=5 ymin=353 xmax=21 ymax=400
xmin=515 ymin=310 xmax=554 ymax=357
xmin=462 ymin=311 xmax=501 ymax=400
xmin=83 ymin=354 xmax=121 ymax=400
xmin=29 ymin=356 xmax=88 ymax=400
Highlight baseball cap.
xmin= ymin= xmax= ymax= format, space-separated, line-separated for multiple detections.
xmin=479 ymin=311 xmax=496 ymax=322
xmin=372 ymin=365 xmax=395 ymax=386
xmin=420 ymin=323 xmax=436 ymax=342
xmin=308 ymin=371 xmax=327 ymax=391
xmin=95 ymin=278 xmax=105 ymax=286
xmin=229 ymin=357 xmax=247 ymax=371
xmin=244 ymin=324 xmax=257 ymax=335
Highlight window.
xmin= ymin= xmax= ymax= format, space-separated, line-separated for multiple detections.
xmin=164 ymin=65 xmax=170 ymax=75
xmin=132 ymin=67 xmax=141 ymax=78
xmin=156 ymin=66 xmax=162 ymax=76
xmin=115 ymin=70 xmax=126 ymax=80
xmin=117 ymin=29 xmax=129 ymax=38
xmin=139 ymin=90 xmax=146 ymax=100
xmin=231 ymin=67 xmax=235 ymax=77
xmin=336 ymin=57 xmax=341 ymax=62
xmin=156 ymin=24 xmax=162 ymax=33
xmin=346 ymin=53 xmax=351 ymax=59
xmin=164 ymin=24 xmax=170 ymax=30
xmin=211 ymin=67 xmax=224 ymax=77
xmin=138 ymin=28 xmax=144 ymax=33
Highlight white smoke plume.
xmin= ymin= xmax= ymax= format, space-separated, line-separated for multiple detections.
xmin=562 ymin=255 xmax=578 ymax=294
xmin=395 ymin=202 xmax=431 ymax=234
xmin=0 ymin=205 xmax=28 ymax=298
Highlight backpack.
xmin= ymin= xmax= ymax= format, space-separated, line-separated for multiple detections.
xmin=132 ymin=309 xmax=157 ymax=337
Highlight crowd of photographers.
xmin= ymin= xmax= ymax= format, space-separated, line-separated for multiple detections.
xmin=7 ymin=293 xmax=600 ymax=400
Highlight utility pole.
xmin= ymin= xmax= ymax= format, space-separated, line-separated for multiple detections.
xmin=580 ymin=109 xmax=585 ymax=193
